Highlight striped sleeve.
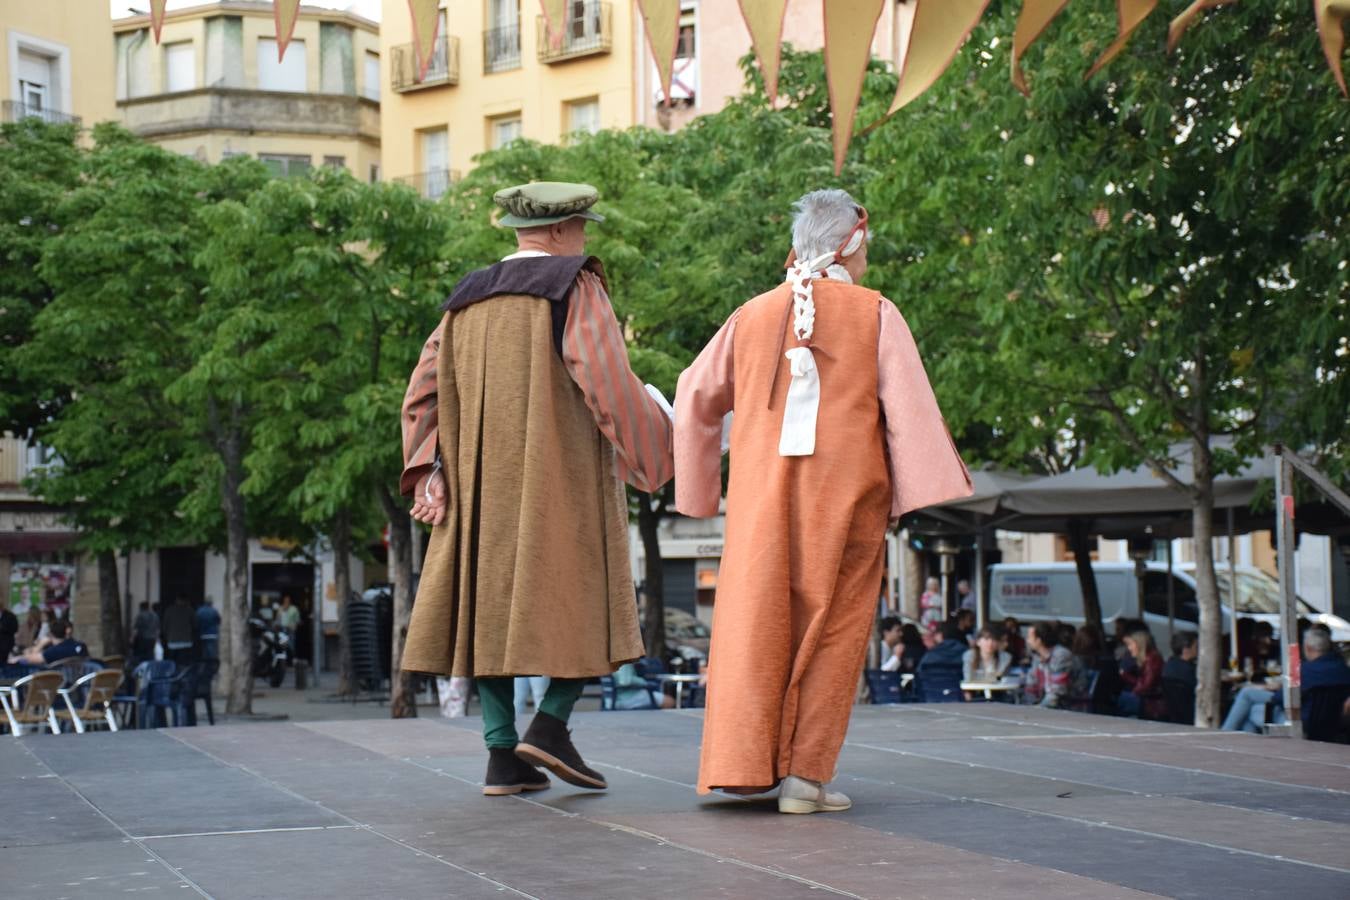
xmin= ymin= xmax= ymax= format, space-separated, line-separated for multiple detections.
xmin=399 ymin=316 xmax=444 ymax=498
xmin=561 ymin=271 xmax=674 ymax=493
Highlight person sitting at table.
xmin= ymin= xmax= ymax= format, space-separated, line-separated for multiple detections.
xmin=1300 ymin=625 xmax=1350 ymax=742
xmin=1117 ymin=629 xmax=1165 ymax=719
xmin=16 ymin=619 xmax=88 ymax=666
xmin=1221 ymin=682 xmax=1284 ymax=732
xmin=963 ymin=625 xmax=1011 ymax=685
xmin=878 ymin=616 xmax=904 ymax=672
xmin=1002 ymin=617 xmax=1027 ymax=664
xmin=1069 ymin=624 xmax=1119 ymax=713
xmin=1022 ymin=622 xmax=1076 ymax=709
xmin=955 ymin=609 xmax=977 ymax=646
xmin=611 ymin=662 xmax=674 ymax=709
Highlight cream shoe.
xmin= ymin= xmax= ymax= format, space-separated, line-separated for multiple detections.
xmin=777 ymin=775 xmax=852 ymax=814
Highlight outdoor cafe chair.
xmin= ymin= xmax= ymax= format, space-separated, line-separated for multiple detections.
xmin=866 ymin=669 xmax=903 ymax=704
xmin=55 ymin=669 xmax=123 ymax=734
xmin=1162 ymin=677 xmax=1195 ymax=725
xmin=0 ymin=670 xmax=64 ymax=736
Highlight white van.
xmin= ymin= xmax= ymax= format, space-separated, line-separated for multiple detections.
xmin=988 ymin=562 xmax=1350 ymax=651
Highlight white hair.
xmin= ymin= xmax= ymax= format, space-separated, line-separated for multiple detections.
xmin=791 ymin=189 xmax=866 ymax=262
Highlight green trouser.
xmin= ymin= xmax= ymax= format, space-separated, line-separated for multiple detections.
xmin=477 ymin=677 xmax=587 ymax=749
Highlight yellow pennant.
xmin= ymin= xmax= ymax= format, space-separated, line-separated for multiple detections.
xmin=149 ymin=0 xmax=167 ymax=43
xmin=1086 ymin=0 xmax=1159 ymax=79
xmin=637 ymin=0 xmax=683 ymax=105
xmin=1011 ymin=0 xmax=1071 ymax=95
xmin=890 ymin=0 xmax=990 ymax=112
xmin=1316 ymin=0 xmax=1350 ymax=96
xmin=1166 ymin=0 xmax=1236 ymax=54
xmin=539 ymin=0 xmax=568 ymax=50
xmin=407 ymin=0 xmax=442 ymax=82
xmin=825 ymin=0 xmax=886 ymax=173
xmin=738 ymin=0 xmax=791 ymax=102
xmin=274 ymin=0 xmax=302 ymax=61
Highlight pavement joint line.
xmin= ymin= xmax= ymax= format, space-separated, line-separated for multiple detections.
xmin=845 ymin=738 xmax=1350 ymax=872
xmin=135 ymin=824 xmax=360 ymax=841
xmin=982 ymin=730 xmax=1220 ymax=740
xmin=1147 ymin=735 xmax=1350 ymax=770
xmin=398 ymin=755 xmax=864 ymax=897
xmin=13 ymin=739 xmax=214 ymax=899
xmin=881 ymin=705 xmax=1119 ymax=734
xmin=163 ymin=730 xmax=539 ymax=899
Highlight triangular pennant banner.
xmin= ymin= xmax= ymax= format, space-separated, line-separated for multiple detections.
xmin=407 ymin=0 xmax=442 ymax=82
xmin=738 ymin=0 xmax=791 ymax=103
xmin=889 ymin=0 xmax=989 ymax=112
xmin=824 ymin=0 xmax=886 ymax=173
xmin=149 ymin=0 xmax=168 ymax=43
xmin=274 ymin=0 xmax=302 ymax=61
xmin=1166 ymin=0 xmax=1236 ymax=54
xmin=1315 ymin=0 xmax=1350 ymax=96
xmin=1011 ymin=0 xmax=1071 ymax=95
xmin=637 ymin=0 xmax=682 ymax=105
xmin=1086 ymin=0 xmax=1160 ymax=79
xmin=539 ymin=0 xmax=568 ymax=50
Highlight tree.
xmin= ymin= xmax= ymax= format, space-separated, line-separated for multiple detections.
xmin=862 ymin=3 xmax=1349 ymax=726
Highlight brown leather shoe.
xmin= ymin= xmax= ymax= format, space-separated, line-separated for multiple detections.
xmin=483 ymin=747 xmax=551 ymax=796
xmin=514 ymin=712 xmax=607 ymax=789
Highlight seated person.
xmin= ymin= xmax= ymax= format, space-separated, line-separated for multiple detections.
xmin=962 ymin=625 xmax=1011 ymax=684
xmin=16 ymin=619 xmax=88 ymax=665
xmin=1022 ymin=622 xmax=1077 ymax=709
xmin=1069 ymin=624 xmax=1119 ymax=712
xmin=1002 ymin=617 xmax=1027 ymax=664
xmin=1222 ymin=683 xmax=1284 ymax=732
xmin=878 ymin=616 xmax=904 ymax=672
xmin=883 ymin=623 xmax=927 ymax=674
xmin=954 ymin=609 xmax=976 ymax=646
xmin=1301 ymin=625 xmax=1350 ymax=742
xmin=917 ymin=621 xmax=969 ymax=697
xmin=1117 ymin=629 xmax=1165 ymax=719
xmin=1163 ymin=631 xmax=1198 ymax=688
xmin=611 ymin=662 xmax=673 ymax=710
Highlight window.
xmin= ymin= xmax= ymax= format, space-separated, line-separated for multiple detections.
xmin=368 ymin=163 xmax=380 ymax=183
xmin=258 ymin=38 xmax=306 ymax=92
xmin=117 ymin=29 xmax=152 ymax=99
xmin=490 ymin=115 xmax=522 ymax=149
xmin=165 ymin=42 xmax=196 ymax=93
xmin=676 ymin=7 xmax=696 ymax=58
xmin=565 ymin=98 xmax=599 ymax=136
xmin=320 ymin=23 xmax=355 ymax=94
xmin=258 ymin=153 xmax=313 ymax=178
xmin=17 ymin=49 xmax=52 ymax=111
xmin=363 ymin=51 xmax=380 ymax=101
xmin=323 ymin=155 xmax=346 ymax=169
xmin=204 ymin=16 xmax=243 ymax=88
xmin=1143 ymin=573 xmax=1199 ymax=623
xmin=419 ymin=127 xmax=450 ymax=198
xmin=485 ymin=0 xmax=521 ymax=72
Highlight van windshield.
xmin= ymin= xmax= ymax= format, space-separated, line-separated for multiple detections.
xmin=1213 ymin=571 xmax=1316 ymax=615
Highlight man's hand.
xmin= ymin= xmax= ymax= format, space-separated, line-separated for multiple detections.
xmin=411 ymin=469 xmax=448 ymax=526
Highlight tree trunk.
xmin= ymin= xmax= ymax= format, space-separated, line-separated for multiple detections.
xmin=380 ymin=488 xmax=418 ymax=718
xmin=220 ymin=427 xmax=253 ymax=715
xmin=1068 ymin=519 xmax=1104 ymax=634
xmin=97 ymin=549 xmax=126 ymax=658
xmin=637 ymin=490 xmax=665 ymax=661
xmin=1191 ymin=438 xmax=1222 ymax=728
xmin=333 ymin=510 xmax=354 ymax=696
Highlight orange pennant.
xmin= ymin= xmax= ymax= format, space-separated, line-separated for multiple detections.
xmin=824 ymin=0 xmax=886 ymax=173
xmin=1086 ymin=0 xmax=1160 ymax=79
xmin=149 ymin=0 xmax=167 ymax=43
xmin=539 ymin=0 xmax=568 ymax=50
xmin=274 ymin=0 xmax=302 ymax=60
xmin=637 ymin=0 xmax=683 ymax=106
xmin=1011 ymin=0 xmax=1071 ymax=95
xmin=738 ymin=0 xmax=791 ymax=102
xmin=407 ymin=0 xmax=442 ymax=82
xmin=1316 ymin=0 xmax=1350 ymax=96
xmin=1166 ymin=0 xmax=1236 ymax=54
xmin=889 ymin=0 xmax=989 ymax=112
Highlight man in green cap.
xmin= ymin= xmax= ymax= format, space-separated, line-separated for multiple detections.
xmin=399 ymin=182 xmax=673 ymax=796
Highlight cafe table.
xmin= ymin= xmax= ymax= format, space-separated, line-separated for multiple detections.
xmin=960 ymin=680 xmax=1021 ymax=702
xmin=653 ymin=673 xmax=703 ymax=709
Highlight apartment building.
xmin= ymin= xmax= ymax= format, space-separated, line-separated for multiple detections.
xmin=1 ymin=0 xmax=117 ymax=128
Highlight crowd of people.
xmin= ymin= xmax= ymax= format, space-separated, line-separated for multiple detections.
xmin=1 ymin=601 xmax=88 ymax=667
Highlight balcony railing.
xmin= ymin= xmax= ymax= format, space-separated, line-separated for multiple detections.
xmin=395 ymin=169 xmax=460 ymax=200
xmin=2 ymin=100 xmax=81 ymax=127
xmin=391 ymin=36 xmax=461 ymax=92
xmin=484 ymin=23 xmax=522 ymax=73
xmin=536 ymin=2 xmax=612 ymax=63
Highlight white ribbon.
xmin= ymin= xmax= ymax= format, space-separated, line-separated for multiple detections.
xmin=778 ymin=252 xmax=839 ymax=457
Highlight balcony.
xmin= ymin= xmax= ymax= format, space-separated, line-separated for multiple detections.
xmin=537 ymin=2 xmax=612 ymax=64
xmin=395 ymin=169 xmax=459 ymax=200
xmin=2 ymin=100 xmax=81 ymax=127
xmin=391 ymin=36 xmax=461 ymax=92
xmin=118 ymin=88 xmax=379 ymax=145
xmin=483 ymin=23 xmax=522 ymax=74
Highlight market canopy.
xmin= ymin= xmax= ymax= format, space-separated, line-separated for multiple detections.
xmin=141 ymin=1 xmax=1350 ymax=173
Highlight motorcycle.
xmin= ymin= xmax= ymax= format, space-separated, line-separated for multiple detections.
xmin=248 ymin=615 xmax=292 ymax=688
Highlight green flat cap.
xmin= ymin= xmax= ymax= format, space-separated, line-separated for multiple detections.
xmin=494 ymin=181 xmax=605 ymax=228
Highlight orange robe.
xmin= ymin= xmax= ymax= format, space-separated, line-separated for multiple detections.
xmin=675 ymin=277 xmax=972 ymax=793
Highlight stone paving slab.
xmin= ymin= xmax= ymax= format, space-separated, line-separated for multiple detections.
xmin=0 ymin=838 xmax=194 ymax=895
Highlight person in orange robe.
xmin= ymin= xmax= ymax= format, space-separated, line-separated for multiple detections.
xmin=674 ymin=189 xmax=973 ymax=813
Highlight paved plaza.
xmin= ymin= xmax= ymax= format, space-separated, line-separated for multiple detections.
xmin=3 ymin=703 xmax=1348 ymax=899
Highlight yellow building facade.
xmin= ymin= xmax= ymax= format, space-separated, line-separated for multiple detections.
xmin=378 ymin=0 xmax=636 ymax=195
xmin=112 ymin=1 xmax=381 ymax=179
xmin=1 ymin=0 xmax=118 ymax=129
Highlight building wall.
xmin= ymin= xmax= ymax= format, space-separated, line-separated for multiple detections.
xmin=0 ymin=0 xmax=118 ymax=128
xmin=379 ymin=0 xmax=637 ymax=187
xmin=112 ymin=2 xmax=380 ymax=176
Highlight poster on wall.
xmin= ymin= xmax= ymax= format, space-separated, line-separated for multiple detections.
xmin=8 ymin=562 xmax=76 ymax=617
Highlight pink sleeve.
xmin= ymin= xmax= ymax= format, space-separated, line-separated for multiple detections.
xmin=877 ymin=300 xmax=973 ymax=520
xmin=561 ymin=271 xmax=674 ymax=493
xmin=400 ymin=317 xmax=444 ymax=498
xmin=673 ymin=310 xmax=739 ymax=518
